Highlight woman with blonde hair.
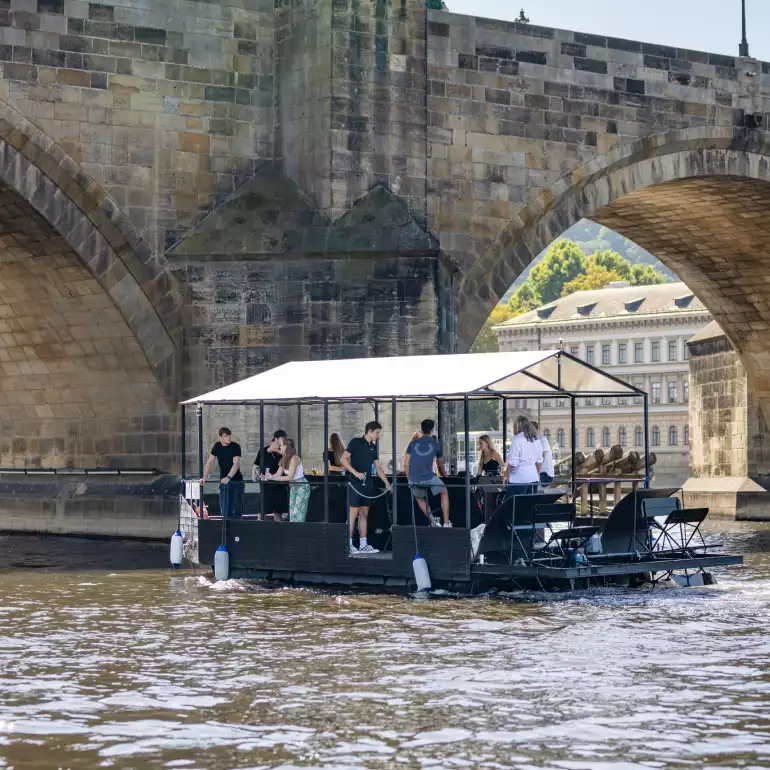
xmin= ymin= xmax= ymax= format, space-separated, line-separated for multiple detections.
xmin=502 ymin=416 xmax=543 ymax=499
xmin=477 ymin=434 xmax=504 ymax=477
xmin=266 ymin=437 xmax=311 ymax=522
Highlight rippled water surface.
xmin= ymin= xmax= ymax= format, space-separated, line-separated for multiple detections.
xmin=2 ymin=521 xmax=770 ymax=770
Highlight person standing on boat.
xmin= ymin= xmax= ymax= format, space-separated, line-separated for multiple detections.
xmin=266 ymin=437 xmax=310 ymax=522
xmin=341 ymin=421 xmax=392 ymax=554
xmin=530 ymin=421 xmax=554 ymax=485
xmin=199 ymin=427 xmax=244 ymax=519
xmin=476 ymin=434 xmax=504 ymax=477
xmin=502 ymin=416 xmax=543 ymax=498
xmin=252 ymin=429 xmax=288 ymax=520
xmin=326 ymin=433 xmax=345 ymax=474
xmin=405 ymin=419 xmax=451 ymax=527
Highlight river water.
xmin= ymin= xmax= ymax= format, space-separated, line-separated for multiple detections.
xmin=1 ymin=521 xmax=770 ymax=770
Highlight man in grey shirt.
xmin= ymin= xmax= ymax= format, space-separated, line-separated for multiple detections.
xmin=404 ymin=419 xmax=451 ymax=527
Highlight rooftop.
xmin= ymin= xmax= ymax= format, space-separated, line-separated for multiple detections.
xmin=494 ymin=282 xmax=708 ymax=329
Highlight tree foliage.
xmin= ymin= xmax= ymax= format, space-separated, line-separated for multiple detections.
xmin=471 ymin=239 xmax=668 ymax=353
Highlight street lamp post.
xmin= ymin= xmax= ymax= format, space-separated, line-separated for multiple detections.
xmin=739 ymin=0 xmax=750 ymax=57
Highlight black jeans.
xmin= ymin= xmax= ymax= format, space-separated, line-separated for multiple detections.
xmin=539 ymin=472 xmax=554 ymax=484
xmin=504 ymin=484 xmax=537 ymax=500
xmin=219 ymin=480 xmax=244 ymax=518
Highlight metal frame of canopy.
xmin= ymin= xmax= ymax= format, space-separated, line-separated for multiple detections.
xmin=180 ymin=350 xmax=650 ymax=529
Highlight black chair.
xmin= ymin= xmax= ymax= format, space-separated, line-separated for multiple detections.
xmin=530 ymin=502 xmax=576 ymax=554
xmin=600 ymin=488 xmax=681 ymax=555
xmin=653 ymin=508 xmax=709 ymax=553
xmin=477 ymin=492 xmax=563 ymax=564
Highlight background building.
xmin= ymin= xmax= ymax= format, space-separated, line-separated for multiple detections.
xmin=493 ymin=282 xmax=710 ymax=487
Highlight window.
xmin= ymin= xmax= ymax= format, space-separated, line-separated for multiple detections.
xmin=570 ymin=345 xmax=579 ymax=356
xmin=586 ymin=345 xmax=595 ymax=365
xmin=618 ymin=343 xmax=627 ymax=364
xmin=668 ymin=381 xmax=678 ymax=403
xmin=683 ymin=381 xmax=689 ymax=403
xmin=684 ymin=425 xmax=689 ymax=446
xmin=634 ymin=394 xmax=643 ymax=405
xmin=602 ymin=344 xmax=611 ymax=365
xmin=602 ymin=427 xmax=611 ymax=447
xmin=618 ymin=427 xmax=627 ymax=446
xmin=669 ymin=426 xmax=678 ymax=446
xmin=514 ymin=399 xmax=525 ymax=408
xmin=668 ymin=340 xmax=678 ymax=361
xmin=652 ymin=426 xmax=660 ymax=446
xmin=618 ymin=396 xmax=628 ymax=406
xmin=634 ymin=342 xmax=644 ymax=363
xmin=556 ymin=399 xmax=565 ymax=407
xmin=651 ymin=341 xmax=660 ymax=362
xmin=652 ymin=382 xmax=661 ymax=404
xmin=557 ymin=428 xmax=565 ymax=448
xmin=635 ymin=426 xmax=644 ymax=447
xmin=684 ymin=345 xmax=690 ymax=360
xmin=574 ymin=429 xmax=580 ymax=448
xmin=587 ymin=427 xmax=595 ymax=446
xmin=542 ymin=400 xmax=552 ymax=408
xmin=602 ymin=397 xmax=612 ymax=406
xmin=585 ymin=397 xmax=595 ymax=407
xmin=544 ymin=428 xmax=551 ymax=442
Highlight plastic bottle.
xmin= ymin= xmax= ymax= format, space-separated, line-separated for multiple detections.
xmin=214 ymin=545 xmax=229 ymax=581
xmin=412 ymin=553 xmax=432 ymax=591
xmin=169 ymin=529 xmax=183 ymax=569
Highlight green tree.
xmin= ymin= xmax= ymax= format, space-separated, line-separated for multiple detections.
xmin=590 ymin=249 xmax=632 ymax=279
xmin=562 ymin=267 xmax=625 ymax=295
xmin=526 ymin=240 xmax=586 ymax=304
xmin=506 ymin=281 xmax=539 ymax=316
xmin=630 ymin=263 xmax=665 ymax=285
xmin=471 ymin=305 xmax=514 ymax=353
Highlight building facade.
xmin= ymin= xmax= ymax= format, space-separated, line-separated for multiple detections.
xmin=493 ymin=282 xmax=711 ymax=487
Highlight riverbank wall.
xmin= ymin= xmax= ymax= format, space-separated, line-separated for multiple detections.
xmin=0 ymin=475 xmax=179 ymax=540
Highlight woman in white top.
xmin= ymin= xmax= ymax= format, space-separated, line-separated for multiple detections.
xmin=530 ymin=420 xmax=554 ymax=484
xmin=266 ymin=437 xmax=310 ymax=522
xmin=503 ymin=416 xmax=544 ymax=498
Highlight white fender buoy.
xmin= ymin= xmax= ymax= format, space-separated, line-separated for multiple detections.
xmin=170 ymin=530 xmax=184 ymax=569
xmin=413 ymin=553 xmax=431 ymax=591
xmin=214 ymin=545 xmax=230 ymax=582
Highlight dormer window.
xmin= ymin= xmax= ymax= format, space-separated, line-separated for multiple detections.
xmin=675 ymin=294 xmax=694 ymax=308
xmin=537 ymin=305 xmax=555 ymax=320
xmin=577 ymin=302 xmax=596 ymax=316
xmin=624 ymin=298 xmax=644 ymax=312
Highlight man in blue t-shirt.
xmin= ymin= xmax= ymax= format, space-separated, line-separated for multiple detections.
xmin=405 ymin=419 xmax=451 ymax=527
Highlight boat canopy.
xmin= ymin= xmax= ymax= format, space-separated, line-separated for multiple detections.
xmin=183 ymin=350 xmax=642 ymax=405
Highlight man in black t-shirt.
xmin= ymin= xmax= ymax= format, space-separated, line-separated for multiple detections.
xmin=341 ymin=420 xmax=391 ymax=555
xmin=200 ymin=427 xmax=244 ymax=518
xmin=251 ymin=429 xmax=288 ymax=519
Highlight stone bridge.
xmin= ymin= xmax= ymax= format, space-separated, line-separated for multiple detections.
xmin=1 ymin=0 xmax=770 ymax=484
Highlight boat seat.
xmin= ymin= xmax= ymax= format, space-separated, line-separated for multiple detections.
xmin=530 ymin=503 xmax=576 ymax=554
xmin=600 ymin=488 xmax=681 ymax=555
xmin=653 ymin=507 xmax=709 ymax=553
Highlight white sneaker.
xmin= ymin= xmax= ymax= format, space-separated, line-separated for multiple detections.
xmin=349 ymin=544 xmax=359 ymax=554
xmin=443 ymin=521 xmax=453 ymax=528
xmin=430 ymin=517 xmax=441 ymax=527
xmin=358 ymin=543 xmax=379 ymax=554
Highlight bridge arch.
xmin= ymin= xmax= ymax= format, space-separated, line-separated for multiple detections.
xmin=0 ymin=102 xmax=181 ymax=469
xmin=458 ymin=126 xmax=770 ymax=408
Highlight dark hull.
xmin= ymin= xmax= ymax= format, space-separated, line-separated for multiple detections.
xmin=191 ymin=516 xmax=742 ymax=593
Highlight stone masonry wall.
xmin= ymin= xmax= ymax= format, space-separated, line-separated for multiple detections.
xmin=426 ymin=11 xmax=764 ymax=276
xmin=0 ymin=0 xmax=274 ymax=255
xmin=689 ymin=335 xmax=770 ymax=480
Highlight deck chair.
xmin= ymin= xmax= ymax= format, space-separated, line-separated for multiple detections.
xmin=653 ymin=508 xmax=709 ymax=553
xmin=600 ymin=488 xmax=681 ymax=556
xmin=531 ymin=503 xmax=576 ymax=553
xmin=476 ymin=492 xmax=563 ymax=564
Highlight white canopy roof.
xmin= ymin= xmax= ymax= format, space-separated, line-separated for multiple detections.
xmin=183 ymin=350 xmax=640 ymax=405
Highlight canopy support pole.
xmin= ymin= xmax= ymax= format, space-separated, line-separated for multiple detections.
xmin=297 ymin=404 xmax=302 ymax=456
xmin=196 ymin=404 xmax=204 ymax=483
xmin=502 ymin=398 xmax=508 ymax=456
xmin=259 ymin=400 xmax=265 ymax=520
xmin=323 ymin=400 xmax=329 ymax=524
xmin=464 ymin=396 xmax=471 ymax=530
xmin=391 ymin=397 xmax=398 ymax=527
xmin=643 ymin=393 xmax=650 ymax=489
xmin=180 ymin=404 xmax=186 ymax=480
xmin=570 ymin=396 xmax=577 ymax=501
